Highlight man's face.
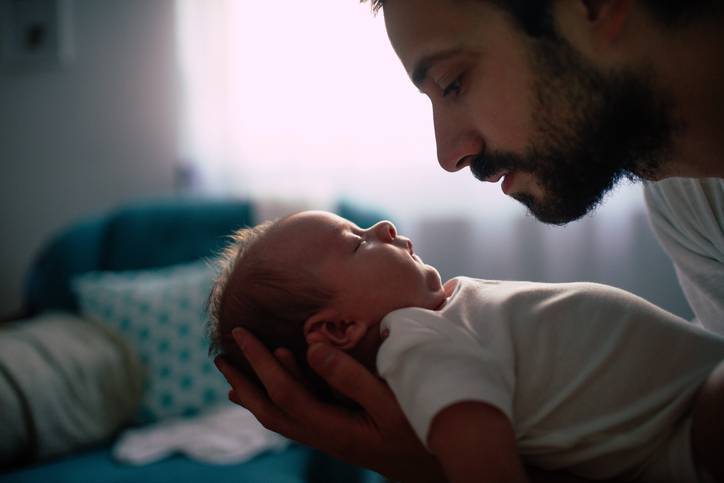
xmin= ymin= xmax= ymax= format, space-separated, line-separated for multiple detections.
xmin=383 ymin=0 xmax=676 ymax=224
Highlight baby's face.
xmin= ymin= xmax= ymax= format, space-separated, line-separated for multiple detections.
xmin=274 ymin=211 xmax=446 ymax=324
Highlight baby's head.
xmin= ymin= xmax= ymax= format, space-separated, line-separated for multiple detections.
xmin=208 ymin=210 xmax=446 ymax=399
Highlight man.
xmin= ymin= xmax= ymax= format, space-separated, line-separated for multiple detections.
xmin=215 ymin=1 xmax=724 ymax=481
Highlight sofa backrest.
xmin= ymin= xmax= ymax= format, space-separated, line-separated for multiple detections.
xmin=24 ymin=199 xmax=254 ymax=314
xmin=24 ymin=198 xmax=390 ymax=315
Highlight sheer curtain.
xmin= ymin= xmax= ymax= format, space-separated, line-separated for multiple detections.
xmin=175 ymin=0 xmax=691 ymax=319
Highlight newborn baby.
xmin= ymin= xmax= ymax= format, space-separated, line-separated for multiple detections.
xmin=208 ymin=210 xmax=724 ymax=483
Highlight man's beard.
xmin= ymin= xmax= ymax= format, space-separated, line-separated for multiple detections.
xmin=471 ymin=35 xmax=679 ymax=225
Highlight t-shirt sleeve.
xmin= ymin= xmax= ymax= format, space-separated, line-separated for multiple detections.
xmin=644 ymin=178 xmax=724 ymax=333
xmin=376 ymin=307 xmax=515 ymax=448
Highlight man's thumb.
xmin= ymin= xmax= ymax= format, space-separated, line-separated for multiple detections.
xmin=308 ymin=343 xmax=336 ymax=374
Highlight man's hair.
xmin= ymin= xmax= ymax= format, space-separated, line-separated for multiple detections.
xmin=360 ymin=0 xmax=720 ymax=35
xmin=207 ymin=218 xmax=337 ymax=401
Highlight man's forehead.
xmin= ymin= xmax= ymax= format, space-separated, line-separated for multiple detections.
xmin=382 ymin=0 xmax=483 ymax=79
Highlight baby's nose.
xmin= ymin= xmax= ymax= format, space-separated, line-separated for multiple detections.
xmin=372 ymin=220 xmax=397 ymax=242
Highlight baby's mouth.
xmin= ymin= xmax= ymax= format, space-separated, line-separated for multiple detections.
xmin=407 ymin=240 xmax=421 ymax=262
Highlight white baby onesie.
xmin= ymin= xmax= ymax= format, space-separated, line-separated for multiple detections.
xmin=377 ymin=277 xmax=724 ymax=481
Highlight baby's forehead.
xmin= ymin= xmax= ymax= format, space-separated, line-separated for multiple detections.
xmin=278 ymin=211 xmax=347 ymax=239
xmin=265 ymin=211 xmax=345 ymax=257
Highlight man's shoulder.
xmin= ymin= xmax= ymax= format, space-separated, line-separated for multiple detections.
xmin=644 ymin=177 xmax=724 ymax=204
xmin=644 ymin=177 xmax=724 ymax=225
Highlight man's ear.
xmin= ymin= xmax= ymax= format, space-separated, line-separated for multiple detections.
xmin=559 ymin=0 xmax=633 ymax=57
xmin=581 ymin=0 xmax=632 ymax=43
xmin=304 ymin=309 xmax=369 ymax=350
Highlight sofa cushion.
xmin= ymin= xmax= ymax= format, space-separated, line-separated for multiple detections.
xmin=0 ymin=444 xmax=383 ymax=483
xmin=73 ymin=262 xmax=228 ymax=422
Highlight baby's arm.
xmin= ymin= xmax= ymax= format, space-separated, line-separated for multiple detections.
xmin=428 ymin=402 xmax=596 ymax=483
xmin=427 ymin=401 xmax=529 ymax=483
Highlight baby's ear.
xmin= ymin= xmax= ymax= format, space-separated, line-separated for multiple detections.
xmin=304 ymin=309 xmax=368 ymax=349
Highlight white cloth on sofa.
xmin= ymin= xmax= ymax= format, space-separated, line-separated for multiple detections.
xmin=112 ymin=403 xmax=288 ymax=465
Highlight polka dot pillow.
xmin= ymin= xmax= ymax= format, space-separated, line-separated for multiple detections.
xmin=73 ymin=262 xmax=228 ymax=423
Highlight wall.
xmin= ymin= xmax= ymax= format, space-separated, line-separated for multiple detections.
xmin=0 ymin=0 xmax=179 ymax=316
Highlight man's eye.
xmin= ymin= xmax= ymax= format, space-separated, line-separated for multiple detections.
xmin=442 ymin=78 xmax=462 ymax=98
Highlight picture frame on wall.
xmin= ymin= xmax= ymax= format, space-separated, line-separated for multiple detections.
xmin=0 ymin=0 xmax=74 ymax=72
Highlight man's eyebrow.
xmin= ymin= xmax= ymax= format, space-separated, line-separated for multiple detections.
xmin=411 ymin=48 xmax=463 ymax=88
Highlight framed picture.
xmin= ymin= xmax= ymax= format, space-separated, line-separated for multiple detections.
xmin=0 ymin=0 xmax=74 ymax=72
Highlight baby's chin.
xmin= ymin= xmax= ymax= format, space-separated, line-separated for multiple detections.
xmin=425 ymin=265 xmax=447 ymax=303
xmin=422 ymin=261 xmax=438 ymax=282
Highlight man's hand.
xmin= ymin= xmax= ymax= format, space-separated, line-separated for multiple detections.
xmin=215 ymin=327 xmax=445 ymax=483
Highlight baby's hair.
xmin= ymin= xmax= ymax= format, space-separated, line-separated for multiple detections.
xmin=207 ymin=219 xmax=274 ymax=359
xmin=207 ymin=216 xmax=337 ymax=401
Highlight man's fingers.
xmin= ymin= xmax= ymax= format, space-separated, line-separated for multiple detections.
xmin=215 ymin=355 xmax=297 ymax=435
xmin=307 ymin=343 xmax=395 ymax=421
xmin=228 ymin=389 xmax=241 ymax=406
xmin=215 ymin=355 xmax=266 ymax=410
xmin=216 ymin=350 xmax=364 ymax=452
xmin=231 ymin=328 xmax=319 ymax=414
xmin=231 ymin=330 xmax=380 ymax=447
xmin=275 ymin=347 xmax=305 ymax=381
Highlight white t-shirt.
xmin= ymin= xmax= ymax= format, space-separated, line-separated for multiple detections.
xmin=377 ymin=277 xmax=724 ymax=480
xmin=644 ymin=178 xmax=724 ymax=333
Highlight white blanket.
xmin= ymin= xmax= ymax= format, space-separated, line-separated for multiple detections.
xmin=113 ymin=403 xmax=288 ymax=465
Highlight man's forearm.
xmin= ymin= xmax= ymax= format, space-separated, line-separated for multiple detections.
xmin=396 ymin=465 xmax=593 ymax=483
xmin=526 ymin=467 xmax=595 ymax=483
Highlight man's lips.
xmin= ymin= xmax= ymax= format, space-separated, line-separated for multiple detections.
xmin=484 ymin=169 xmax=509 ymax=183
xmin=471 ymin=156 xmax=524 ymax=195
xmin=479 ymin=168 xmax=516 ymax=195
xmin=501 ymin=171 xmax=515 ymax=195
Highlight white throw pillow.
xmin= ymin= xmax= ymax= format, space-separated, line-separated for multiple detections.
xmin=0 ymin=312 xmax=143 ymax=465
xmin=73 ymin=262 xmax=228 ymax=422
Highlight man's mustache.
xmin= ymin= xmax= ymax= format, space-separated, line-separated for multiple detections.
xmin=470 ymin=151 xmax=530 ymax=182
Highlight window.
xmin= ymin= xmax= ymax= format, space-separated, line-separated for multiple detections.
xmin=174 ymin=1 xmax=688 ymax=318
xmin=175 ymin=0 xmax=532 ymax=219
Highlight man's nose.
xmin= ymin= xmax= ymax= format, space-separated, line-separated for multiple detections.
xmin=433 ymin=104 xmax=484 ymax=172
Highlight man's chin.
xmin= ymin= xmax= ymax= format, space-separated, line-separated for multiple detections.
xmin=512 ymin=192 xmax=592 ymax=226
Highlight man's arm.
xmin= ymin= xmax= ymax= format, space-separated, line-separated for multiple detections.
xmin=427 ymin=401 xmax=528 ymax=483
xmin=692 ymin=359 xmax=724 ymax=481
